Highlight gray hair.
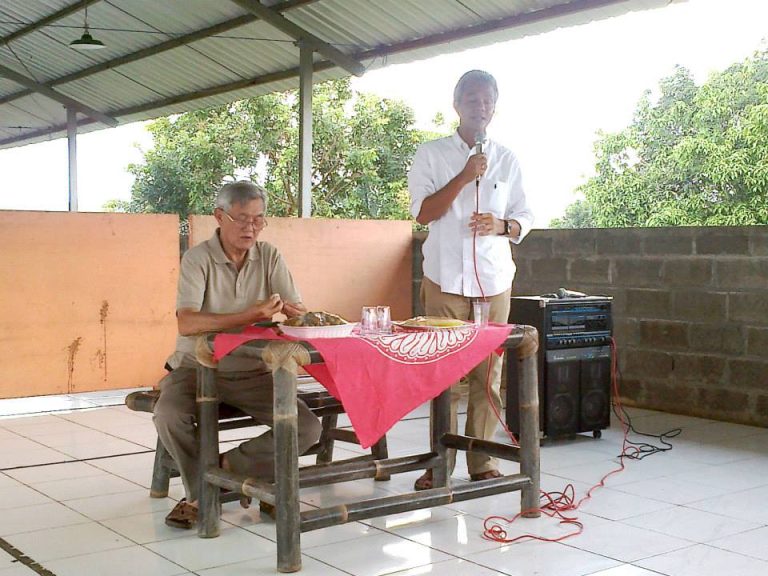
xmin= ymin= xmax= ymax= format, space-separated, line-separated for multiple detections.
xmin=215 ymin=180 xmax=267 ymax=212
xmin=453 ymin=70 xmax=499 ymax=105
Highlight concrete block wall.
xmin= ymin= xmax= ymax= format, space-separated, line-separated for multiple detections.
xmin=413 ymin=226 xmax=768 ymax=427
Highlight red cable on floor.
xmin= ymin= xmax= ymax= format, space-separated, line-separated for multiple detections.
xmin=482 ymin=337 xmax=634 ymax=544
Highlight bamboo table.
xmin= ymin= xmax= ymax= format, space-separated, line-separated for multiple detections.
xmin=194 ymin=326 xmax=540 ymax=573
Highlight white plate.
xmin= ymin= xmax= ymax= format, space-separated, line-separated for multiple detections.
xmin=279 ymin=323 xmax=356 ymax=339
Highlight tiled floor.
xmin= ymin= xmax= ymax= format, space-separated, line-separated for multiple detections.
xmin=1 ymin=391 xmax=767 ymax=575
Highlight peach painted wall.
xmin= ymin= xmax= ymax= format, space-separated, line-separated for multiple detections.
xmin=189 ymin=217 xmax=413 ymax=323
xmin=0 ymin=211 xmax=179 ymax=399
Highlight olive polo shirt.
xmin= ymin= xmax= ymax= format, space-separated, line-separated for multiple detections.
xmin=166 ymin=230 xmax=301 ymax=372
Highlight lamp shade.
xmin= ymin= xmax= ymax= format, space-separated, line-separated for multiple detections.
xmin=69 ymin=31 xmax=106 ymax=50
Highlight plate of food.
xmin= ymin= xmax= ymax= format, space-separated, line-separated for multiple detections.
xmin=279 ymin=311 xmax=356 ymax=339
xmin=394 ymin=316 xmax=473 ymax=331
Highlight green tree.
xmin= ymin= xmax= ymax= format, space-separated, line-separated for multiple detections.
xmin=114 ymin=79 xmax=431 ymax=221
xmin=555 ymin=47 xmax=768 ymax=228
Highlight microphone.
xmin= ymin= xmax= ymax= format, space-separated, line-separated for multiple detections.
xmin=474 ymin=131 xmax=485 ymax=185
xmin=474 ymin=131 xmax=485 ymax=156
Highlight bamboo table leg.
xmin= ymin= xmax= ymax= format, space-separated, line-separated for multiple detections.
xmin=271 ymin=350 xmax=301 ymax=573
xmin=431 ymin=388 xmax=450 ymax=489
xmin=197 ymin=365 xmax=221 ymax=537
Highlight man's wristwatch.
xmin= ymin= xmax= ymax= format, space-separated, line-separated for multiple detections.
xmin=501 ymin=219 xmax=512 ymax=236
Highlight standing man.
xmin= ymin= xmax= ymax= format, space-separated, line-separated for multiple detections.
xmin=408 ymin=70 xmax=534 ymax=490
xmin=154 ymin=180 xmax=322 ymax=528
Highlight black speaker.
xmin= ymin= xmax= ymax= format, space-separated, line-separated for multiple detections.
xmin=506 ymin=295 xmax=612 ymax=439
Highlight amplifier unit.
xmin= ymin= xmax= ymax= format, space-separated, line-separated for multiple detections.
xmin=506 ymin=295 xmax=613 ymax=440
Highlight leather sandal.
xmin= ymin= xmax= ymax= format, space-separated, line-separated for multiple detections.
xmin=469 ymin=469 xmax=503 ymax=482
xmin=164 ymin=498 xmax=197 ymax=529
xmin=413 ymin=470 xmax=433 ymax=491
xmin=259 ymin=501 xmax=276 ymax=519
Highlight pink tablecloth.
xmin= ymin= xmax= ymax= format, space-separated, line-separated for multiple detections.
xmin=214 ymin=323 xmax=513 ymax=448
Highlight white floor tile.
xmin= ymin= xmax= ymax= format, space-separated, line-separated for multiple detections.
xmin=5 ymin=461 xmax=106 ymax=484
xmin=43 ymin=544 xmax=188 ymax=576
xmin=610 ymin=476 xmax=732 ymax=505
xmin=0 ymin=484 xmax=52 ymax=510
xmin=101 ymin=509 xmax=199 ymax=545
xmin=31 ymin=473 xmax=142 ymax=501
xmin=464 ymin=540 xmax=619 ymax=576
xmin=63 ymin=489 xmax=175 ymax=521
xmin=0 ymin=502 xmax=90 ymax=536
xmin=708 ymin=526 xmax=768 ymax=562
xmin=306 ymin=531 xmax=451 ymax=575
xmin=636 ymin=543 xmax=768 ymax=576
xmin=4 ymin=522 xmax=134 ymax=562
xmin=585 ymin=566 xmax=675 ymax=576
xmin=623 ymin=505 xmax=762 ymax=543
xmin=145 ymin=527 xmax=276 ymax=571
xmin=576 ymin=487 xmax=674 ymax=520
xmin=0 ymin=447 xmax=72 ymax=469
xmin=197 ymin=554 xmax=351 ymax=575
xmin=387 ymin=557 xmax=511 ymax=575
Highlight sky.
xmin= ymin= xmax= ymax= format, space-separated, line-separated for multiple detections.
xmin=0 ymin=0 xmax=766 ymax=227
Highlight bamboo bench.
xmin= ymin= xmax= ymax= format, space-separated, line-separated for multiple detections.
xmin=125 ymin=379 xmax=389 ymax=501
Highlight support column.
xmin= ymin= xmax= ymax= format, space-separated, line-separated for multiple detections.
xmin=66 ymin=107 xmax=78 ymax=212
xmin=298 ymin=42 xmax=313 ymax=218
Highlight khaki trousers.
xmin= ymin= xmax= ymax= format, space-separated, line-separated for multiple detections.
xmin=153 ymin=367 xmax=322 ymax=502
xmin=421 ymin=277 xmax=511 ymax=476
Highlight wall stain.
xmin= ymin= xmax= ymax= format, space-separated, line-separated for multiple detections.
xmin=99 ymin=300 xmax=109 ymax=383
xmin=66 ymin=337 xmax=82 ymax=393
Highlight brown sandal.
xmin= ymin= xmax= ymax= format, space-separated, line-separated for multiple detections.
xmin=165 ymin=498 xmax=197 ymax=529
xmin=259 ymin=501 xmax=276 ymax=519
xmin=469 ymin=469 xmax=503 ymax=482
xmin=414 ymin=470 xmax=433 ymax=491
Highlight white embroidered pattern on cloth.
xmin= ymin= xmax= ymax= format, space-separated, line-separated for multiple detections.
xmin=358 ymin=327 xmax=477 ymax=364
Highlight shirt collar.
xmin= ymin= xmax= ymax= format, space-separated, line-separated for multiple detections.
xmin=452 ymin=130 xmax=489 ymax=153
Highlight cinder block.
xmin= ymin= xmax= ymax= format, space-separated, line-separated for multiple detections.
xmin=714 ymin=259 xmax=768 ymax=290
xmin=696 ymin=388 xmax=751 ymax=417
xmin=626 ymin=289 xmax=671 ymax=318
xmin=624 ymin=349 xmax=674 ymax=378
xmin=643 ymin=233 xmax=694 ymax=255
xmin=612 ymin=318 xmax=639 ymax=347
xmin=671 ymin=291 xmax=727 ymax=322
xmin=530 ymin=258 xmax=569 ymax=281
xmin=663 ymin=259 xmax=713 ymax=287
xmin=696 ymin=231 xmax=750 ymax=255
xmin=552 ymin=231 xmax=596 ymax=256
xmin=730 ymin=294 xmax=768 ymax=325
xmin=746 ymin=327 xmax=768 ymax=358
xmin=639 ymin=320 xmax=689 ymax=349
xmin=672 ymin=353 xmax=726 ymax=383
xmin=729 ymin=359 xmax=768 ymax=390
xmin=516 ymin=232 xmax=553 ymax=258
xmin=568 ymin=259 xmax=610 ymax=283
xmin=613 ymin=259 xmax=663 ymax=287
xmin=689 ymin=323 xmax=744 ymax=355
xmin=596 ymin=230 xmax=642 ymax=255
xmin=756 ymin=396 xmax=768 ymax=425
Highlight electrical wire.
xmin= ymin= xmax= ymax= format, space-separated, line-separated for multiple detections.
xmin=482 ymin=336 xmax=679 ymax=544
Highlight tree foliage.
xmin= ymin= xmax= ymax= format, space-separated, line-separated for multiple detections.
xmin=114 ymin=79 xmax=430 ymax=220
xmin=553 ymin=47 xmax=768 ymax=228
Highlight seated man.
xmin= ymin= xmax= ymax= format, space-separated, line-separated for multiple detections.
xmin=154 ymin=180 xmax=322 ymax=529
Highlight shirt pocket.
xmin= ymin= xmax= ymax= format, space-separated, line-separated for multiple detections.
xmin=482 ymin=179 xmax=509 ymax=217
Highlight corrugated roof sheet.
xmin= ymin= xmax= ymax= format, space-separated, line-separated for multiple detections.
xmin=0 ymin=0 xmax=682 ymax=149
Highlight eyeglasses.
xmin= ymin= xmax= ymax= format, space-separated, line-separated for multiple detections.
xmin=220 ymin=209 xmax=267 ymax=229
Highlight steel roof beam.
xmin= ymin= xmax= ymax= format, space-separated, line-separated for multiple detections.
xmin=0 ymin=0 xmax=101 ymax=46
xmin=0 ymin=0 xmax=317 ymax=107
xmin=229 ymin=0 xmax=365 ymax=76
xmin=0 ymin=63 xmax=117 ymax=127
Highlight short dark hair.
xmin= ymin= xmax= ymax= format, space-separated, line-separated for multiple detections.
xmin=453 ymin=70 xmax=499 ymax=105
xmin=215 ymin=181 xmax=267 ymax=211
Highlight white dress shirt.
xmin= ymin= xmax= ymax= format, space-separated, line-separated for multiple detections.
xmin=408 ymin=131 xmax=534 ymax=298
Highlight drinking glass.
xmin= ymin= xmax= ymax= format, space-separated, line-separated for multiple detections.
xmin=473 ymin=300 xmax=491 ymax=327
xmin=361 ymin=306 xmax=378 ymax=334
xmin=377 ymin=305 xmax=392 ymax=334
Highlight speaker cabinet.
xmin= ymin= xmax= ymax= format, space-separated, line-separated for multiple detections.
xmin=506 ymin=296 xmax=612 ymax=440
